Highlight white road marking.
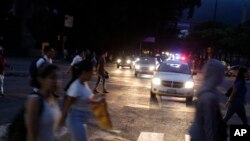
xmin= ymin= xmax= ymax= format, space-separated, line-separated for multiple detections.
xmin=125 ymin=104 xmax=159 ymax=110
xmin=185 ymin=134 xmax=191 ymax=141
xmin=88 ymin=80 xmax=151 ymax=88
xmin=137 ymin=132 xmax=164 ymax=141
xmin=125 ymin=103 xmax=195 ymax=113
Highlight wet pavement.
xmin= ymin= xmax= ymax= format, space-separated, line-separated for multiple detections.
xmin=0 ymin=58 xmax=250 ymax=141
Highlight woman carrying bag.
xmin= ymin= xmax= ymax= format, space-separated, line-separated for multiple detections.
xmin=59 ymin=60 xmax=105 ymax=141
xmin=223 ymin=67 xmax=248 ymax=125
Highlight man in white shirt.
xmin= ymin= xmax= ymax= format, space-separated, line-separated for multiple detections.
xmin=36 ymin=46 xmax=55 ymax=68
xmin=66 ymin=50 xmax=85 ymax=74
xmin=32 ymin=46 xmax=55 ymax=92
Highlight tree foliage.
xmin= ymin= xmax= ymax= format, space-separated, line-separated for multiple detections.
xmin=188 ymin=21 xmax=250 ymax=56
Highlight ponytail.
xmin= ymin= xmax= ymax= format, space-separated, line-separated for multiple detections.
xmin=64 ymin=63 xmax=81 ymax=91
xmin=64 ymin=60 xmax=93 ymax=91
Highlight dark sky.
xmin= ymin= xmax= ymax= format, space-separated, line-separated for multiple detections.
xmin=181 ymin=0 xmax=250 ymax=26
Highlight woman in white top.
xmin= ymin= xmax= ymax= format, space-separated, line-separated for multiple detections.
xmin=65 ymin=50 xmax=85 ymax=74
xmin=59 ymin=60 xmax=104 ymax=141
xmin=26 ymin=64 xmax=61 ymax=141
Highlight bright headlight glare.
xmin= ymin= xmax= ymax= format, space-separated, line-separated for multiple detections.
xmin=149 ymin=66 xmax=155 ymax=71
xmin=152 ymin=78 xmax=161 ymax=85
xmin=135 ymin=65 xmax=140 ymax=70
xmin=117 ymin=59 xmax=121 ymax=63
xmin=127 ymin=60 xmax=131 ymax=64
xmin=185 ymin=81 xmax=194 ymax=88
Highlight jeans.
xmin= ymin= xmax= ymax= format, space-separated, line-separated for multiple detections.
xmin=94 ymin=74 xmax=106 ymax=91
xmin=223 ymin=104 xmax=248 ymax=125
xmin=66 ymin=109 xmax=92 ymax=141
xmin=0 ymin=75 xmax=4 ymax=94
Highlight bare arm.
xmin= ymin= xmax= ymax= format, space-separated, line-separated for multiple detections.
xmin=228 ymin=85 xmax=237 ymax=102
xmin=26 ymin=97 xmax=40 ymax=141
xmin=59 ymin=96 xmax=76 ymax=127
xmin=88 ymin=94 xmax=105 ymax=104
xmin=96 ymin=64 xmax=100 ymax=72
xmin=66 ymin=65 xmax=72 ymax=74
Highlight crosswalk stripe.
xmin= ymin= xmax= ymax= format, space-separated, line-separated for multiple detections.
xmin=125 ymin=103 xmax=195 ymax=113
xmin=185 ymin=134 xmax=191 ymax=141
xmin=137 ymin=132 xmax=164 ymax=141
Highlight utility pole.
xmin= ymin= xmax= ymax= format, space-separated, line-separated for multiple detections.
xmin=213 ymin=0 xmax=218 ymax=22
xmin=211 ymin=0 xmax=218 ymax=59
xmin=241 ymin=0 xmax=248 ymax=24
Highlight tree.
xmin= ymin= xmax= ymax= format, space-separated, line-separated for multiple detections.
xmin=188 ymin=20 xmax=250 ymax=65
xmin=62 ymin=0 xmax=202 ymax=51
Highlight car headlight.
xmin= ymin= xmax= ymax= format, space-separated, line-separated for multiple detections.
xmin=117 ymin=59 xmax=121 ymax=63
xmin=152 ymin=78 xmax=161 ymax=85
xmin=135 ymin=65 xmax=140 ymax=70
xmin=127 ymin=60 xmax=131 ymax=64
xmin=184 ymin=81 xmax=194 ymax=89
xmin=149 ymin=66 xmax=155 ymax=71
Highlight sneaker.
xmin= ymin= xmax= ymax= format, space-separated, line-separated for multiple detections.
xmin=103 ymin=90 xmax=109 ymax=93
xmin=93 ymin=89 xmax=99 ymax=94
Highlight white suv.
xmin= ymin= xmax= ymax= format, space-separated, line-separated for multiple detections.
xmin=151 ymin=61 xmax=195 ymax=103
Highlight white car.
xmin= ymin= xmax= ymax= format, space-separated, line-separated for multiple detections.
xmin=151 ymin=61 xmax=195 ymax=103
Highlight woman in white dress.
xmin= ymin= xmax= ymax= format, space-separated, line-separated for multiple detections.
xmin=60 ymin=60 xmax=104 ymax=141
xmin=26 ymin=64 xmax=61 ymax=141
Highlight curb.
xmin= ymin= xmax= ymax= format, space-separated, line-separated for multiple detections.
xmin=0 ymin=124 xmax=70 ymax=141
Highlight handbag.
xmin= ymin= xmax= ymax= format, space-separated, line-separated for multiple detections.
xmin=92 ymin=100 xmax=113 ymax=129
xmin=225 ymin=87 xmax=233 ymax=97
xmin=104 ymin=72 xmax=109 ymax=79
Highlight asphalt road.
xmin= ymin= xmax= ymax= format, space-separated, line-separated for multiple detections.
xmin=1 ymin=58 xmax=250 ymax=141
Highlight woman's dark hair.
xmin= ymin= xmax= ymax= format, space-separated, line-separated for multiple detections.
xmin=236 ymin=67 xmax=247 ymax=83
xmin=30 ymin=63 xmax=59 ymax=89
xmin=64 ymin=60 xmax=93 ymax=91
xmin=43 ymin=46 xmax=53 ymax=54
xmin=76 ymin=49 xmax=84 ymax=55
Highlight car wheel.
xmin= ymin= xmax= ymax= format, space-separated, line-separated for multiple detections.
xmin=150 ymin=91 xmax=156 ymax=98
xmin=186 ymin=97 xmax=193 ymax=103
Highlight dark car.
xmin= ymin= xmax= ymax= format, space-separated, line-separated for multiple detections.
xmin=226 ymin=65 xmax=250 ymax=80
xmin=116 ymin=56 xmax=134 ymax=69
xmin=225 ymin=65 xmax=240 ymax=77
xmin=134 ymin=57 xmax=159 ymax=77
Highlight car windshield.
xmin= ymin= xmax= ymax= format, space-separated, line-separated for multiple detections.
xmin=138 ymin=58 xmax=155 ymax=64
xmin=158 ymin=63 xmax=191 ymax=74
xmin=121 ymin=56 xmax=132 ymax=60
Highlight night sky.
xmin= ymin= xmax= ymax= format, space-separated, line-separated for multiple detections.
xmin=181 ymin=0 xmax=250 ymax=26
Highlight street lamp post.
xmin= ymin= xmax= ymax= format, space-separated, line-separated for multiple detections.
xmin=213 ymin=0 xmax=218 ymax=22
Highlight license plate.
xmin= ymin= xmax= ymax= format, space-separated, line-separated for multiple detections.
xmin=167 ymin=89 xmax=176 ymax=94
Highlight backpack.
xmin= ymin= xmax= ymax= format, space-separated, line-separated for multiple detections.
xmin=29 ymin=57 xmax=46 ymax=77
xmin=8 ymin=93 xmax=44 ymax=141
